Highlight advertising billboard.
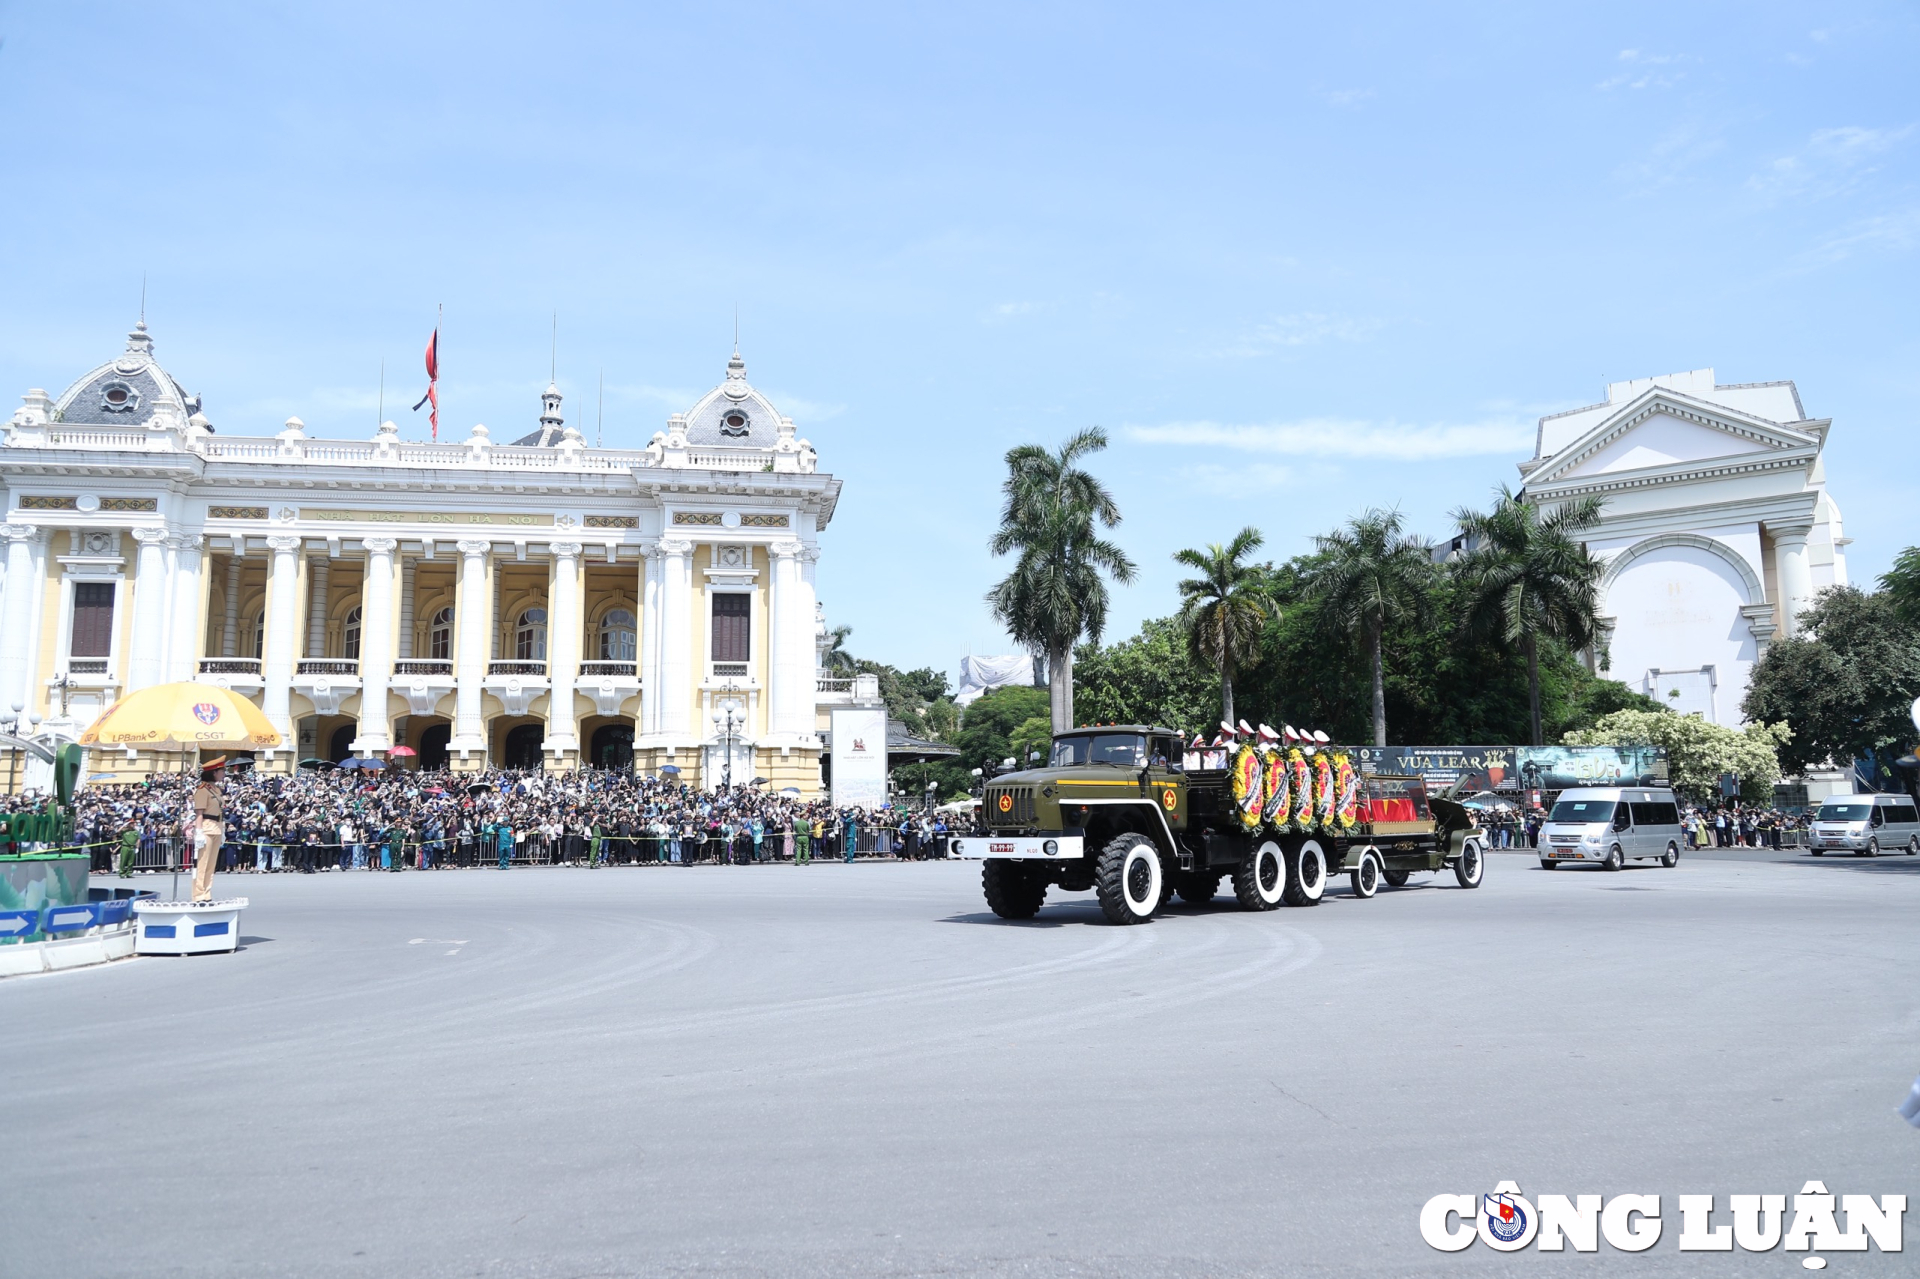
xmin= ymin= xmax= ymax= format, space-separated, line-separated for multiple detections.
xmin=1352 ymin=745 xmax=1667 ymax=794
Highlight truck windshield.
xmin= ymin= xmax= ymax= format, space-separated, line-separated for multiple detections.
xmin=1050 ymin=734 xmax=1147 ymax=767
xmin=1548 ymin=799 xmax=1615 ymax=823
xmin=1816 ymin=803 xmax=1872 ymax=821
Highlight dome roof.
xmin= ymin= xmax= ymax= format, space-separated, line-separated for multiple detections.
xmin=680 ymin=348 xmax=789 ymax=446
xmin=52 ymin=321 xmax=200 ymax=430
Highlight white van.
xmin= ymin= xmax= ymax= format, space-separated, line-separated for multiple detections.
xmin=1538 ymin=787 xmax=1684 ymax=871
xmin=1808 ymin=794 xmax=1920 ymax=856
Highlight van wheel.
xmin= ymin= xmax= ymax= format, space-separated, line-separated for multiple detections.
xmin=1602 ymin=843 xmax=1624 ymax=872
xmin=982 ymin=861 xmax=1046 ymax=920
xmin=1860 ymin=838 xmax=1879 ymax=857
xmin=1282 ymin=839 xmax=1327 ymax=906
xmin=1349 ymin=848 xmax=1381 ymax=899
xmin=1177 ymin=872 xmax=1221 ymax=904
xmin=1233 ymin=840 xmax=1286 ymax=911
xmin=1661 ymin=842 xmax=1680 ymax=868
xmin=1382 ymin=868 xmax=1410 ymax=888
xmin=1453 ymin=838 xmax=1484 ymax=888
xmin=1094 ymin=834 xmax=1162 ymax=925
xmin=1539 ymin=860 xmax=1557 ymax=870
xmin=1908 ymin=836 xmax=1918 ymax=855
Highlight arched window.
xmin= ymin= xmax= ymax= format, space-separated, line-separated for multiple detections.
xmin=600 ymin=609 xmax=636 ymax=662
xmin=251 ymin=611 xmax=265 ymax=660
xmin=343 ymin=605 xmax=362 ymax=660
xmin=516 ymin=608 xmax=548 ymax=661
xmin=429 ymin=607 xmax=453 ymax=660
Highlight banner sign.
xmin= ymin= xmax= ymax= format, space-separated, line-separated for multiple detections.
xmin=1353 ymin=745 xmax=1666 ymax=794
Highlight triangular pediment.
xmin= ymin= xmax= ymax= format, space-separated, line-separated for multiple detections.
xmin=1528 ymin=389 xmax=1820 ymax=488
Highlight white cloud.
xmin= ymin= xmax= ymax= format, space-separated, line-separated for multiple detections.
xmin=1213 ymin=312 xmax=1383 ymax=358
xmin=1808 ymin=206 xmax=1920 ymax=262
xmin=1125 ymin=417 xmax=1534 ymax=461
xmin=1749 ymin=124 xmax=1915 ymax=201
xmin=1599 ymin=49 xmax=1692 ymax=91
xmin=1322 ymin=88 xmax=1375 ymax=108
xmin=1613 ymin=118 xmax=1727 ymax=191
xmin=982 ymin=301 xmax=1039 ymax=324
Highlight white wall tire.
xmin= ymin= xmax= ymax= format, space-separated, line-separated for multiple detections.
xmin=1233 ymin=839 xmax=1287 ymax=911
xmin=1350 ymin=848 xmax=1381 ymax=899
xmin=1454 ymin=838 xmax=1485 ymax=887
xmin=1282 ymin=838 xmax=1327 ymax=906
xmin=1094 ymin=833 xmax=1162 ymax=925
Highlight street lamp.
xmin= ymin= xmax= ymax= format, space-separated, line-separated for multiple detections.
xmin=711 ymin=701 xmax=743 ymax=792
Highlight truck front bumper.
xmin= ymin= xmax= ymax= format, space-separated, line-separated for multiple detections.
xmin=951 ymin=835 xmax=1085 ymax=860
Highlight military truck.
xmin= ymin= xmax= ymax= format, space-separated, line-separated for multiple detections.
xmin=949 ymin=724 xmax=1485 ymax=924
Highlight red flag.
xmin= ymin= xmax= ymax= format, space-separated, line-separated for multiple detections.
xmin=411 ymin=327 xmax=439 ymax=439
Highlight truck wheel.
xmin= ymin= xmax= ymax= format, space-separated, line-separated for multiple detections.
xmin=982 ymin=861 xmax=1046 ymax=920
xmin=1349 ymin=848 xmax=1381 ymax=899
xmin=1281 ymin=838 xmax=1327 ymax=906
xmin=1602 ymin=843 xmax=1623 ymax=872
xmin=1177 ymin=873 xmax=1221 ymax=905
xmin=1095 ymin=834 xmax=1162 ymax=925
xmin=1661 ymin=841 xmax=1680 ymax=868
xmin=1382 ymin=869 xmax=1410 ymax=888
xmin=1454 ymin=838 xmax=1485 ymax=888
xmin=1233 ymin=839 xmax=1286 ymax=911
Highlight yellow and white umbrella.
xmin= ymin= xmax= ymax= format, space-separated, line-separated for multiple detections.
xmin=78 ymin=682 xmax=282 ymax=753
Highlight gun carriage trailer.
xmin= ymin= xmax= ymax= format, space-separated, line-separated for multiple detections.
xmin=952 ymin=725 xmax=1485 ymax=925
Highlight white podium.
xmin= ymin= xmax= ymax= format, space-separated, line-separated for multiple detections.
xmin=133 ymin=899 xmax=249 ymax=956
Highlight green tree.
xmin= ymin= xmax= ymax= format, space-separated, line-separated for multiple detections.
xmin=1073 ymin=616 xmax=1221 ymax=732
xmin=1173 ymin=527 xmax=1271 ymax=728
xmin=1564 ymin=710 xmax=1789 ymax=803
xmin=1451 ymin=486 xmax=1607 ymax=746
xmin=1880 ymin=546 xmax=1920 ymax=628
xmin=1742 ymin=585 xmax=1920 ymax=776
xmin=1298 ymin=508 xmax=1435 ymax=746
xmin=819 ymin=625 xmax=858 ymax=675
xmin=952 ymin=685 xmax=1051 ymax=776
xmin=1009 ymin=716 xmax=1054 ymax=769
xmin=987 ymin=428 xmax=1137 ymax=732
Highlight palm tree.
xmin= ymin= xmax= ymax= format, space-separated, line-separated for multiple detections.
xmin=1300 ymin=508 xmax=1434 ymax=747
xmin=1173 ymin=527 xmax=1271 ymax=728
xmin=819 ymin=624 xmax=858 ymax=675
xmin=1451 ymin=485 xmax=1607 ymax=746
xmin=988 ymin=428 xmax=1137 ymax=732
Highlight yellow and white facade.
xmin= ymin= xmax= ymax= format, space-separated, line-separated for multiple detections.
xmin=0 ymin=322 xmax=846 ymax=789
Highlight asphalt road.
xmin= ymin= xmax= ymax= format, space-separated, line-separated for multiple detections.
xmin=6 ymin=847 xmax=1917 ymax=1278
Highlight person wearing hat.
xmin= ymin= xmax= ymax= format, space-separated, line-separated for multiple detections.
xmin=189 ymin=757 xmax=229 ymax=903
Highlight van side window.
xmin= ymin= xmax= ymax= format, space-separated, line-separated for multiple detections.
xmin=1894 ymin=804 xmax=1920 ymax=825
xmin=1634 ymin=801 xmax=1679 ymax=826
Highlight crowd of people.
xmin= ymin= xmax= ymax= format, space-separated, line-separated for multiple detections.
xmin=30 ymin=766 xmax=968 ymax=876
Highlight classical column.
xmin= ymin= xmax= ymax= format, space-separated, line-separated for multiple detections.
xmin=261 ymin=535 xmax=303 ymax=739
xmin=126 ymin=527 xmax=172 ymax=693
xmin=307 ymin=554 xmax=331 ymax=658
xmin=1770 ymin=519 xmax=1816 ymax=639
xmin=166 ymin=533 xmax=204 ymax=682
xmin=545 ymin=542 xmax=583 ymax=760
xmin=637 ymin=542 xmax=662 ymax=738
xmin=451 ymin=539 xmax=492 ymax=754
xmin=398 ymin=556 xmax=416 ymax=660
xmin=657 ymin=537 xmax=694 ymax=739
xmin=222 ymin=553 xmax=243 ymax=659
xmin=353 ymin=538 xmax=397 ymax=752
xmin=0 ymin=526 xmax=46 ymax=713
xmin=768 ymin=540 xmax=807 ymax=739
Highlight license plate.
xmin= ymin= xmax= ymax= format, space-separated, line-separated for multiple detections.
xmin=1549 ymin=851 xmax=1583 ymax=859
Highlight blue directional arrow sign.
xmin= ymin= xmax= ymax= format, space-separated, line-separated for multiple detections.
xmin=0 ymin=910 xmax=40 ymax=937
xmin=41 ymin=904 xmax=98 ymax=933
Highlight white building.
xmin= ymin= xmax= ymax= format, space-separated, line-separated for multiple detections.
xmin=0 ymin=321 xmax=854 ymax=788
xmin=1519 ymin=368 xmax=1848 ymax=726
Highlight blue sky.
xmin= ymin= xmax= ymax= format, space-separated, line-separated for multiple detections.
xmin=2 ymin=3 xmax=1915 ymax=681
